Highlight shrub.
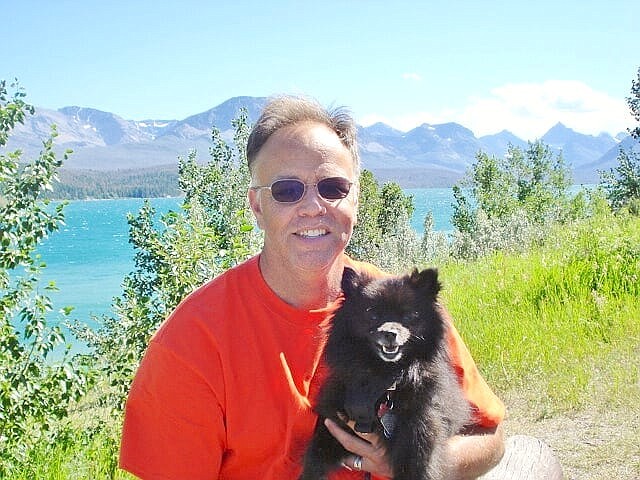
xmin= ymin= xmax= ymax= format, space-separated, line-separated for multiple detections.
xmin=347 ymin=170 xmax=425 ymax=272
xmin=599 ymin=147 xmax=640 ymax=212
xmin=451 ymin=140 xmax=574 ymax=259
xmin=0 ymin=80 xmax=89 ymax=472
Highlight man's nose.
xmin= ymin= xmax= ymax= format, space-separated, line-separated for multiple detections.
xmin=297 ymin=184 xmax=327 ymax=216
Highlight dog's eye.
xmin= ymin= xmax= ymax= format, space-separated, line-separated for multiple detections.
xmin=403 ymin=312 xmax=420 ymax=322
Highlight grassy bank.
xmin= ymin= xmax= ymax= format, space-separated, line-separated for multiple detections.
xmin=5 ymin=212 xmax=639 ymax=479
xmin=443 ymin=211 xmax=640 ymax=478
xmin=444 ymin=211 xmax=639 ymax=409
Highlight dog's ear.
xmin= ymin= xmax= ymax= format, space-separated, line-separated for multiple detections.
xmin=341 ymin=267 xmax=363 ymax=297
xmin=409 ymin=268 xmax=441 ymax=298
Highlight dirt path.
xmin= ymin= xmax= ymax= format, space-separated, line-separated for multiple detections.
xmin=501 ymin=393 xmax=640 ymax=479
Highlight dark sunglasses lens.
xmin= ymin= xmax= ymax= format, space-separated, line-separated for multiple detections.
xmin=317 ymin=177 xmax=352 ymax=200
xmin=270 ymin=180 xmax=305 ymax=202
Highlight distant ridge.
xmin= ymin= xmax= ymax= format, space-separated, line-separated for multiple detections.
xmin=5 ymin=96 xmax=633 ymax=187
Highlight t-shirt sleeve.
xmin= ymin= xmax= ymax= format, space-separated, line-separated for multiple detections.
xmin=119 ymin=339 xmax=226 ymax=480
xmin=441 ymin=306 xmax=506 ymax=428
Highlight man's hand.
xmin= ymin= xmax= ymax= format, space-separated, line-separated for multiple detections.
xmin=324 ymin=418 xmax=394 ymax=478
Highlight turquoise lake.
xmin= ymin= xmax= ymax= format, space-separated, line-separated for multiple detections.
xmin=35 ymin=189 xmax=455 ymax=328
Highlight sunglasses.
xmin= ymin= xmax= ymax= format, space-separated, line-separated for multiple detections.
xmin=251 ymin=177 xmax=353 ymax=203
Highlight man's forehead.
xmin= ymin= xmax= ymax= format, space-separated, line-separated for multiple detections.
xmin=254 ymin=123 xmax=351 ymax=163
xmin=267 ymin=121 xmax=340 ymax=145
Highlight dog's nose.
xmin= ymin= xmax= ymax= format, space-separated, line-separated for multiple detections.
xmin=377 ymin=331 xmax=397 ymax=346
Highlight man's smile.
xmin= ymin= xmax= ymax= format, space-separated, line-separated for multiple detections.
xmin=295 ymin=228 xmax=329 ymax=238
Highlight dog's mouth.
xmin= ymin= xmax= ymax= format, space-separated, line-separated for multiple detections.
xmin=378 ymin=343 xmax=402 ymax=362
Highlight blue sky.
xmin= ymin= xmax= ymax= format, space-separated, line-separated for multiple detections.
xmin=2 ymin=0 xmax=638 ymax=140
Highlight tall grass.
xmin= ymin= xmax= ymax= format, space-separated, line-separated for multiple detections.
xmin=442 ymin=211 xmax=640 ymax=412
xmin=4 ymin=426 xmax=133 ymax=480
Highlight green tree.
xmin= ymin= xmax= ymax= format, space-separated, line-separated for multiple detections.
xmin=347 ymin=170 xmax=384 ymax=261
xmin=453 ymin=140 xmax=571 ymax=233
xmin=0 ymin=80 xmax=89 ymax=472
xmin=420 ymin=211 xmax=450 ymax=262
xmin=470 ymin=150 xmax=516 ymax=219
xmin=451 ymin=184 xmax=476 ymax=235
xmin=627 ymin=66 xmax=640 ymax=139
xmin=51 ymin=166 xmax=181 ymax=199
xmin=347 ymin=170 xmax=422 ymax=272
xmin=599 ymin=67 xmax=640 ymax=213
xmin=79 ymin=111 xmax=262 ymax=411
xmin=451 ymin=140 xmax=573 ymax=259
xmin=378 ymin=182 xmax=414 ymax=236
xmin=600 ymin=148 xmax=640 ymax=213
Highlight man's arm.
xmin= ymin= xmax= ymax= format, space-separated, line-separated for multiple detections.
xmin=444 ymin=423 xmax=505 ymax=479
xmin=120 ymin=340 xmax=226 ymax=479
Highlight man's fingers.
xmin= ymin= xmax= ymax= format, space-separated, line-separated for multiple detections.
xmin=324 ymin=418 xmax=368 ymax=453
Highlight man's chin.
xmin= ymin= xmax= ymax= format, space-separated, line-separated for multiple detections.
xmin=290 ymin=250 xmax=343 ymax=273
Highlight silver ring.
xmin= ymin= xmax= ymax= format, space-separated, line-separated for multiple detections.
xmin=353 ymin=455 xmax=363 ymax=471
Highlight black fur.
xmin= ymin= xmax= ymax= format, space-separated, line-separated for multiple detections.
xmin=299 ymin=267 xmax=471 ymax=480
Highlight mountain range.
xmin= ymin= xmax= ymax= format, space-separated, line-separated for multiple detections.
xmin=6 ymin=96 xmax=637 ymax=187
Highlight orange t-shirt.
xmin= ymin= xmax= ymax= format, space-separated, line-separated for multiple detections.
xmin=120 ymin=255 xmax=504 ymax=479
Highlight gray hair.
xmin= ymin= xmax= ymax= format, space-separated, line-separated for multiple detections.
xmin=246 ymin=95 xmax=360 ymax=175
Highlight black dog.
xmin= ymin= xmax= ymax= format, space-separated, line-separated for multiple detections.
xmin=299 ymin=267 xmax=471 ymax=480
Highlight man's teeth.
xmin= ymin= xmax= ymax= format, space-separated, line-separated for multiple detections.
xmin=298 ymin=229 xmax=327 ymax=238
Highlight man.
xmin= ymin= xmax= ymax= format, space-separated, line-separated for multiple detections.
xmin=119 ymin=96 xmax=506 ymax=479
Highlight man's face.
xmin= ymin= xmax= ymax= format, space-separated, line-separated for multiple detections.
xmin=248 ymin=121 xmax=358 ymax=276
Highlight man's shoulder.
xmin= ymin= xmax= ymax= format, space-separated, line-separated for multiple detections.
xmin=153 ymin=256 xmax=260 ymax=338
xmin=343 ymin=255 xmax=389 ymax=278
xmin=190 ymin=255 xmax=260 ymax=299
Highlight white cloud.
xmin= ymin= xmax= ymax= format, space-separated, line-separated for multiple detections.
xmin=460 ymin=81 xmax=631 ymax=139
xmin=401 ymin=73 xmax=422 ymax=82
xmin=360 ymin=80 xmax=633 ymax=140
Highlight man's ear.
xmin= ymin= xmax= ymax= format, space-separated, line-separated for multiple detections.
xmin=248 ymin=188 xmax=265 ymax=230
